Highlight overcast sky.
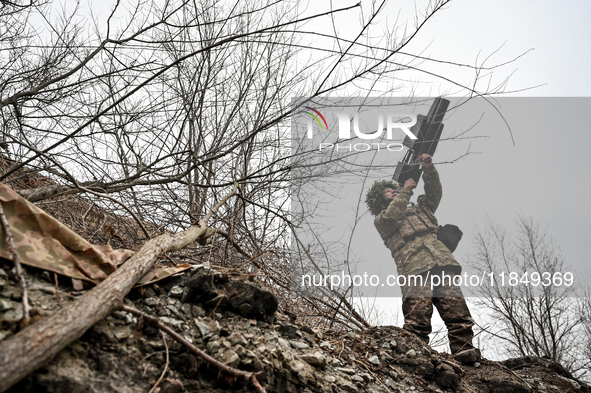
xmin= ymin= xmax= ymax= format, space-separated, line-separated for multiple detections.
xmin=297 ymin=0 xmax=591 ymax=288
xmin=294 ymin=0 xmax=591 ymax=355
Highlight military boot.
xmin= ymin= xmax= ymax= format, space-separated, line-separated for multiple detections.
xmin=454 ymin=348 xmax=481 ymax=365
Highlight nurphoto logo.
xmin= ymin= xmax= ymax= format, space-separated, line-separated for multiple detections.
xmin=299 ymin=105 xmax=418 ymax=151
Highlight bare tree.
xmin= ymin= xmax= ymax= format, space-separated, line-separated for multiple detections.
xmin=0 ymin=0 xmax=521 ymax=332
xmin=469 ymin=216 xmax=590 ymax=380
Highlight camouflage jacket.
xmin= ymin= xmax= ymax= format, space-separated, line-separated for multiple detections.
xmin=374 ymin=166 xmax=461 ymax=276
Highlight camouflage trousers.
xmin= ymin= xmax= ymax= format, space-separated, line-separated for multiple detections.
xmin=400 ymin=267 xmax=475 ymax=354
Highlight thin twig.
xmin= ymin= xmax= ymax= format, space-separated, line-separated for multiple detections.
xmin=0 ymin=203 xmax=30 ymax=324
xmin=53 ymin=273 xmax=62 ymax=307
xmin=78 ymin=186 xmax=151 ymax=239
xmin=207 ymin=228 xmax=253 ymax=261
xmin=148 ymin=335 xmax=169 ymax=393
xmin=354 ymin=359 xmax=393 ymax=393
xmin=121 ymin=305 xmax=266 ymax=393
xmin=292 ymin=229 xmax=371 ymax=329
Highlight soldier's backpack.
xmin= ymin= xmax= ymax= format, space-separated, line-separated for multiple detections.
xmin=437 ymin=224 xmax=463 ymax=253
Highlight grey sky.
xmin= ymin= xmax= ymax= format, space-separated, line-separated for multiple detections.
xmin=294 ymin=97 xmax=591 ymax=296
xmin=309 ymin=0 xmax=591 ymax=285
xmin=293 ymin=0 xmax=591 ymax=357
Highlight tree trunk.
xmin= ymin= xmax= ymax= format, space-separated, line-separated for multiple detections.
xmin=0 ymin=184 xmax=237 ymax=392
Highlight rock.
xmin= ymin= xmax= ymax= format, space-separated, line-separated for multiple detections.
xmin=111 ymin=311 xmax=133 ymax=324
xmin=277 ymin=323 xmax=298 ymax=338
xmin=329 ymin=358 xmax=343 ymax=367
xmin=278 ymin=350 xmax=294 ymax=363
xmin=289 ymin=340 xmax=310 ymax=350
xmin=193 ymin=318 xmax=220 ymax=338
xmin=113 ymin=329 xmax=130 ymax=342
xmin=389 ymin=368 xmax=399 ymax=379
xmin=191 ymin=305 xmax=205 ymax=318
xmin=182 ymin=270 xmax=277 ymax=323
xmin=367 ymin=355 xmax=380 ymax=366
xmin=1 ymin=307 xmax=22 ymax=322
xmin=194 ymin=319 xmax=210 ymax=337
xmin=218 ymin=349 xmax=240 ymax=367
xmin=0 ymin=299 xmax=14 ymax=311
xmin=277 ymin=338 xmax=290 ymax=348
xmin=287 ymin=360 xmax=306 ymax=373
xmin=40 ymin=271 xmax=52 ymax=282
xmin=336 ymin=367 xmax=356 ymax=375
xmin=233 ymin=344 xmax=246 ymax=357
xmin=319 ymin=341 xmax=333 ymax=350
xmin=351 ymin=375 xmax=364 ymax=383
xmin=169 ymin=286 xmax=184 ymax=298
xmin=207 ymin=340 xmax=221 ymax=353
xmin=159 ymin=378 xmax=183 ymax=393
xmin=488 ymin=379 xmax=532 ymax=393
xmin=204 ymin=294 xmax=228 ymax=308
xmin=227 ymin=332 xmax=247 ymax=346
xmin=344 ymin=331 xmax=359 ymax=339
xmin=160 ymin=317 xmax=183 ymax=330
xmin=180 ymin=303 xmax=192 ymax=317
xmin=300 ymin=352 xmax=327 ymax=368
xmin=225 ymin=280 xmax=277 ymax=322
xmin=2 ymin=258 xmax=583 ymax=393
xmin=144 ymin=287 xmax=156 ymax=298
xmin=211 ymin=319 xmax=221 ymax=335
xmin=359 ymin=373 xmax=374 ymax=383
xmin=341 ymin=382 xmax=359 ymax=393
xmin=257 ymin=345 xmax=267 ymax=354
xmin=145 ymin=297 xmax=159 ymax=307
xmin=435 ymin=363 xmax=459 ymax=389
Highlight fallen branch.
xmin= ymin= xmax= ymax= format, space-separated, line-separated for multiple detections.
xmin=0 ymin=202 xmax=30 ymax=324
xmin=122 ymin=305 xmax=266 ymax=393
xmin=0 ymin=183 xmax=239 ymax=392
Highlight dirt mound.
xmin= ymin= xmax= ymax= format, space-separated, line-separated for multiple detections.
xmin=0 ymin=157 xmax=588 ymax=392
xmin=1 ymin=263 xmax=588 ymax=393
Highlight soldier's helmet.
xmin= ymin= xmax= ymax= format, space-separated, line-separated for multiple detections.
xmin=365 ymin=180 xmax=400 ymax=216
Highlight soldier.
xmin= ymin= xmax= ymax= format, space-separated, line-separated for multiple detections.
xmin=365 ymin=153 xmax=480 ymax=364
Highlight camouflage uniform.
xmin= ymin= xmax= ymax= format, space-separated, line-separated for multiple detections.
xmin=371 ymin=167 xmax=476 ymax=354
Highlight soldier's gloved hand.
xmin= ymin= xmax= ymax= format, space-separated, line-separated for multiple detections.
xmin=404 ymin=178 xmax=416 ymax=190
xmin=419 ymin=153 xmax=433 ymax=169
